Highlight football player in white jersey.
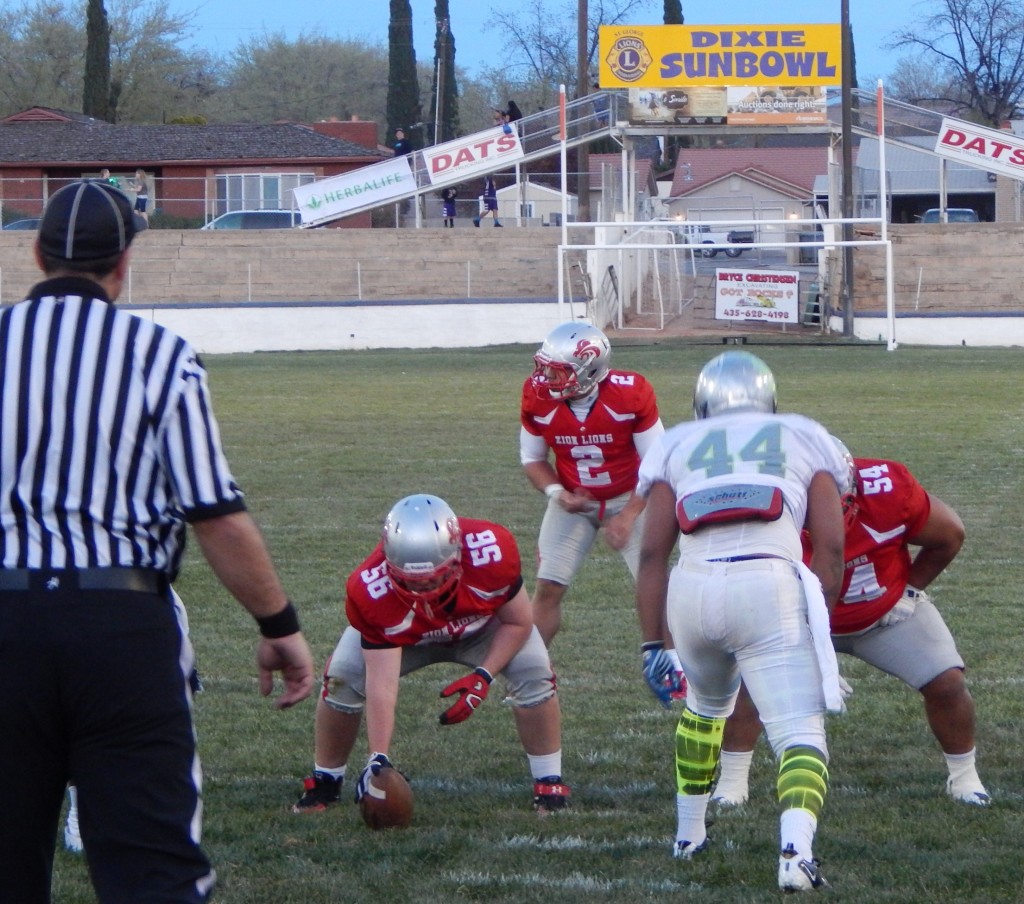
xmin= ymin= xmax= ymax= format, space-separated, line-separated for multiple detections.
xmin=635 ymin=350 xmax=848 ymax=893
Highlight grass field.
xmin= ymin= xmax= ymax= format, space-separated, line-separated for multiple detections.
xmin=51 ymin=341 xmax=1023 ymax=903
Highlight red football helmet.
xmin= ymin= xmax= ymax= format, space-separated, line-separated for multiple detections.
xmin=531 ymin=322 xmax=611 ymax=400
xmin=382 ymin=494 xmax=462 ymax=618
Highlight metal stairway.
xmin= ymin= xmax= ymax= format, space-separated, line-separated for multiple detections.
xmin=299 ymin=91 xmax=623 ymax=227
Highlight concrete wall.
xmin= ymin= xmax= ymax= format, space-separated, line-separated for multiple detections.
xmin=0 ymin=226 xmax=580 ymax=307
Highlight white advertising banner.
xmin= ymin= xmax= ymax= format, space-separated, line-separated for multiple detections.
xmin=934 ymin=117 xmax=1024 ymax=180
xmin=714 ymin=268 xmax=800 ymax=323
xmin=293 ymin=156 xmax=414 ymax=224
xmin=422 ymin=127 xmax=524 ymax=184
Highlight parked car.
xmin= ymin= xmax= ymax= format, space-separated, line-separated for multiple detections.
xmin=2 ymin=218 xmax=41 ymax=230
xmin=200 ymin=210 xmax=300 ymax=230
xmin=920 ymin=208 xmax=979 ymax=223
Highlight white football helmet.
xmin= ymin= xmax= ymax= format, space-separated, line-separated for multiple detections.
xmin=382 ymin=494 xmax=462 ymax=616
xmin=830 ymin=434 xmax=859 ymax=528
xmin=531 ymin=322 xmax=611 ymax=400
xmin=693 ymin=351 xmax=777 ymax=419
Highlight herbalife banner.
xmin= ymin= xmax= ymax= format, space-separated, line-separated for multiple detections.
xmin=293 ymin=156 xmax=414 ymax=224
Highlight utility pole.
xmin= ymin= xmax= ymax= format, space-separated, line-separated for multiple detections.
xmin=841 ymin=0 xmax=854 ymax=337
xmin=434 ymin=18 xmax=448 ymax=145
xmin=577 ymin=0 xmax=590 ymax=221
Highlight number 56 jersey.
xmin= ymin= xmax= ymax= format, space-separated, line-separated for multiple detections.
xmin=345 ymin=518 xmax=524 ymax=648
xmin=520 ymin=370 xmax=661 ymax=501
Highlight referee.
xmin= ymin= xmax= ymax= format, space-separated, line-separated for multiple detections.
xmin=0 ymin=180 xmax=315 ymax=903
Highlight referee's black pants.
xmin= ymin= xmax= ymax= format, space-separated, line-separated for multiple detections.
xmin=0 ymin=583 xmax=214 ymax=903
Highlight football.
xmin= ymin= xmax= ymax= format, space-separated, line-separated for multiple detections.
xmin=359 ymin=766 xmax=414 ymax=830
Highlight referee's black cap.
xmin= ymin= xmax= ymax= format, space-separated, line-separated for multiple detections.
xmin=38 ymin=180 xmax=146 ymax=262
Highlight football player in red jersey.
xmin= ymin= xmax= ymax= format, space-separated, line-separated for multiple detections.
xmin=713 ymin=439 xmax=990 ymax=808
xmin=293 ymin=494 xmax=569 ymax=815
xmin=520 ymin=323 xmax=673 ymax=657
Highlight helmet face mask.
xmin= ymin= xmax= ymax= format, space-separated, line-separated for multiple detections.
xmin=531 ymin=322 xmax=611 ymax=400
xmin=830 ymin=435 xmax=859 ymax=529
xmin=382 ymin=494 xmax=462 ymax=618
xmin=693 ymin=351 xmax=777 ymax=419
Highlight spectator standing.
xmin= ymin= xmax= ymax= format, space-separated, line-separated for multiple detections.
xmin=99 ymin=168 xmax=120 ymax=188
xmin=713 ymin=443 xmax=990 ymax=808
xmin=293 ymin=494 xmax=570 ymax=816
xmin=473 ymin=174 xmax=502 ymax=227
xmin=393 ymin=128 xmax=413 ymax=157
xmin=506 ymin=100 xmax=523 ymax=123
xmin=635 ymin=350 xmax=846 ymax=892
xmin=132 ymin=168 xmax=150 ymax=221
xmin=0 ymin=180 xmax=315 ymax=903
xmin=441 ymin=186 xmax=458 ymax=227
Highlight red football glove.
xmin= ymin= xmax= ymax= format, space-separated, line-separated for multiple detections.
xmin=439 ymin=667 xmax=493 ymax=725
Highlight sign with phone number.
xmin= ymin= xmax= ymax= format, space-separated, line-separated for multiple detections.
xmin=714 ymin=267 xmax=800 ymax=322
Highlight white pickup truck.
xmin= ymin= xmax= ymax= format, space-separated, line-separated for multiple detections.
xmin=651 ymin=220 xmax=755 ymax=257
xmin=674 ymin=223 xmax=755 ymax=258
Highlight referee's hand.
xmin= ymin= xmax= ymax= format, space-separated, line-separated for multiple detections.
xmin=256 ymin=633 xmax=315 ymax=709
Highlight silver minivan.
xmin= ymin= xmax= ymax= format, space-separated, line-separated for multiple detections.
xmin=201 ymin=210 xmax=300 ymax=229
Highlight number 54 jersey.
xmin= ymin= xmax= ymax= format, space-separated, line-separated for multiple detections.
xmin=345 ymin=518 xmax=524 ymax=648
xmin=520 ymin=370 xmax=661 ymax=501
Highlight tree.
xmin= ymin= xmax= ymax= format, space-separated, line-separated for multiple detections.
xmin=219 ymin=35 xmax=388 ymax=124
xmin=387 ymin=0 xmax=421 ymax=146
xmin=83 ymin=0 xmax=111 ymax=119
xmin=663 ymin=0 xmax=684 ymax=24
xmin=483 ymin=0 xmax=656 ymax=110
xmin=889 ymin=0 xmax=1024 ymax=125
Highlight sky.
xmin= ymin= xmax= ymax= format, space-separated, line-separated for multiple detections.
xmin=173 ymin=0 xmax=916 ymax=84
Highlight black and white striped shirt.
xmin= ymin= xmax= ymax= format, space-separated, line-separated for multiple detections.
xmin=0 ymin=276 xmax=245 ymax=577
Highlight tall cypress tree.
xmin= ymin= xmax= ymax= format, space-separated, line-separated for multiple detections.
xmin=430 ymin=0 xmax=460 ymax=143
xmin=663 ymin=0 xmax=684 ymax=25
xmin=83 ymin=0 xmax=111 ymax=121
xmin=387 ymin=0 xmax=420 ymax=147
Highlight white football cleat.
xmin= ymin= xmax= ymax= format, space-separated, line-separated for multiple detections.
xmin=673 ymin=836 xmax=709 ymax=860
xmin=946 ymin=776 xmax=991 ymax=806
xmin=778 ymin=844 xmax=829 ymax=892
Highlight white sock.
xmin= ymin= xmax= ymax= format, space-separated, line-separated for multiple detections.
xmin=780 ymin=808 xmax=817 ymax=860
xmin=675 ymin=792 xmax=710 ymax=844
xmin=66 ymin=785 xmax=80 ymax=830
xmin=944 ymin=748 xmax=979 ymax=783
xmin=314 ymin=764 xmax=346 ymax=781
xmin=714 ymin=750 xmax=754 ymax=793
xmin=528 ymin=751 xmax=563 ymax=780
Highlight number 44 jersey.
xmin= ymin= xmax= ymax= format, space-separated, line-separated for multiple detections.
xmin=520 ymin=369 xmax=661 ymax=501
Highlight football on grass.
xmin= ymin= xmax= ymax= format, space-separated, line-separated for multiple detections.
xmin=359 ymin=766 xmax=413 ymax=830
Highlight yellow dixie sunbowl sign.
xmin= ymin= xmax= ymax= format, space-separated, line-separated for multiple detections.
xmin=599 ymin=24 xmax=842 ymax=88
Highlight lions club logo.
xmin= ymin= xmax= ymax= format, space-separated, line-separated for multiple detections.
xmin=606 ymin=35 xmax=653 ymax=83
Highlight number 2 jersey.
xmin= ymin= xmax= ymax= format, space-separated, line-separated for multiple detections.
xmin=520 ymin=370 xmax=661 ymax=501
xmin=803 ymin=458 xmax=931 ymax=634
xmin=345 ymin=518 xmax=524 ymax=648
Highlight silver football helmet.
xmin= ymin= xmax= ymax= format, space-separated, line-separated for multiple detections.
xmin=693 ymin=351 xmax=777 ymax=419
xmin=830 ymin=434 xmax=859 ymax=528
xmin=382 ymin=494 xmax=462 ymax=615
xmin=531 ymin=322 xmax=612 ymax=400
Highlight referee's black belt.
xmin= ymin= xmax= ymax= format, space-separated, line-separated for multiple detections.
xmin=0 ymin=567 xmax=167 ymax=594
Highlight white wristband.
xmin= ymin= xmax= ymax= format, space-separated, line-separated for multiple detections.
xmin=544 ymin=484 xmax=562 ymax=499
